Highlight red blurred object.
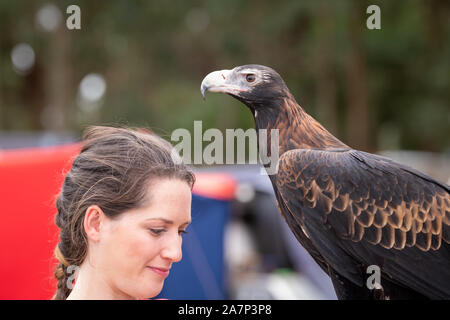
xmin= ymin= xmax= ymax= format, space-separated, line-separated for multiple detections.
xmin=0 ymin=143 xmax=236 ymax=299
xmin=192 ymin=172 xmax=236 ymax=201
xmin=0 ymin=143 xmax=81 ymax=300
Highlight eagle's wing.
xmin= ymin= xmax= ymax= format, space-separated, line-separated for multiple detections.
xmin=275 ymin=148 xmax=450 ymax=298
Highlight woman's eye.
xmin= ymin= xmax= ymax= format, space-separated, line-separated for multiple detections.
xmin=246 ymin=74 xmax=256 ymax=82
xmin=178 ymin=230 xmax=188 ymax=236
xmin=149 ymin=228 xmax=166 ymax=236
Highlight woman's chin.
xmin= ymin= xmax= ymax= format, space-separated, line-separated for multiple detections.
xmin=133 ymin=280 xmax=165 ymax=299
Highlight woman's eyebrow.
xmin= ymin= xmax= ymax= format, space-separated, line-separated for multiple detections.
xmin=145 ymin=218 xmax=173 ymax=224
xmin=145 ymin=218 xmax=191 ymax=226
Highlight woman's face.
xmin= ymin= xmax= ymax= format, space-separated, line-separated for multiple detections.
xmin=94 ymin=178 xmax=192 ymax=299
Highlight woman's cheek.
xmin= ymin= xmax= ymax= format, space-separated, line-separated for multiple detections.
xmin=109 ymin=226 xmax=150 ymax=264
xmin=130 ymin=229 xmax=162 ymax=262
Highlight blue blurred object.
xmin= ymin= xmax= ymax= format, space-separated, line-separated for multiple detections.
xmin=155 ymin=194 xmax=231 ymax=300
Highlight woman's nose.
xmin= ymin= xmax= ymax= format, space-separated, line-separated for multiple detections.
xmin=161 ymin=233 xmax=183 ymax=262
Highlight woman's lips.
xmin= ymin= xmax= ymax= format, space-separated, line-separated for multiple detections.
xmin=147 ymin=266 xmax=170 ymax=278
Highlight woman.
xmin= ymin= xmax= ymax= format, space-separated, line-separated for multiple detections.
xmin=52 ymin=126 xmax=195 ymax=300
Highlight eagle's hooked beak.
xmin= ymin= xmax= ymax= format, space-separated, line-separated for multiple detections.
xmin=200 ymin=69 xmax=233 ymax=100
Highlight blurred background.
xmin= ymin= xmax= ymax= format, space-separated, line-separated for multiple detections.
xmin=0 ymin=0 xmax=449 ymax=300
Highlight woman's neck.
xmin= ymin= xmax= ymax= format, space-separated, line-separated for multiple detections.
xmin=66 ymin=260 xmax=137 ymax=300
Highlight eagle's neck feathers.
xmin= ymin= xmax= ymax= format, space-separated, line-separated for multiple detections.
xmin=253 ymin=94 xmax=348 ymax=156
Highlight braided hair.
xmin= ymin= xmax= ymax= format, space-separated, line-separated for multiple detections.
xmin=52 ymin=126 xmax=195 ymax=299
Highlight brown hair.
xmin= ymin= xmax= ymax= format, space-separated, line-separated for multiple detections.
xmin=52 ymin=126 xmax=195 ymax=300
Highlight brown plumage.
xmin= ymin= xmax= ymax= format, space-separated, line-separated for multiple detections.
xmin=201 ymin=64 xmax=450 ymax=299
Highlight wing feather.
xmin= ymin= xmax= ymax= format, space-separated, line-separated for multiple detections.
xmin=275 ymin=148 xmax=450 ymax=298
xmin=276 ymin=149 xmax=450 ymax=249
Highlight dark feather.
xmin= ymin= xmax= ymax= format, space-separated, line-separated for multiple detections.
xmin=274 ymin=148 xmax=450 ymax=299
xmin=204 ymin=64 xmax=450 ymax=299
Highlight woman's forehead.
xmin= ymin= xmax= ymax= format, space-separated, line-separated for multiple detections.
xmin=124 ymin=179 xmax=192 ymax=222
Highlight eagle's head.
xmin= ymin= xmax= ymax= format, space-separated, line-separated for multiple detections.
xmin=200 ymin=64 xmax=290 ymax=111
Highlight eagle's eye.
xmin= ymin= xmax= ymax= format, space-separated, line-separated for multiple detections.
xmin=246 ymin=74 xmax=256 ymax=83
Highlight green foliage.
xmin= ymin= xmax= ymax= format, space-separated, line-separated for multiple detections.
xmin=0 ymin=0 xmax=448 ymax=151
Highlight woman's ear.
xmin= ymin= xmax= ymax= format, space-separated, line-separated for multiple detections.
xmin=83 ymin=205 xmax=105 ymax=242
